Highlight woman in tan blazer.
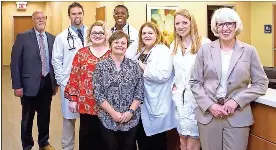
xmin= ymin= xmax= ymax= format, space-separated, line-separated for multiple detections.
xmin=189 ymin=7 xmax=269 ymax=150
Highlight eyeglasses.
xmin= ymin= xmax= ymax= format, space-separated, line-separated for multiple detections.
xmin=91 ymin=32 xmax=105 ymax=37
xmin=34 ymin=16 xmax=47 ymax=21
xmin=216 ymin=22 xmax=236 ymax=29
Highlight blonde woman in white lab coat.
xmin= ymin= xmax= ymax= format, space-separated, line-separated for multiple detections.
xmin=170 ymin=9 xmax=211 ymax=150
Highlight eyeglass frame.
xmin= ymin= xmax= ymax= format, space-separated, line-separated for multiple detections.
xmin=33 ymin=16 xmax=47 ymax=21
xmin=90 ymin=32 xmax=105 ymax=37
xmin=216 ymin=22 xmax=236 ymax=29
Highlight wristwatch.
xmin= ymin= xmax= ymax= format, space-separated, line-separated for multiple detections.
xmin=128 ymin=108 xmax=135 ymax=115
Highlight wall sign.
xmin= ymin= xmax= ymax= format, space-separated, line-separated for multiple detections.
xmin=16 ymin=2 xmax=27 ymax=10
xmin=264 ymin=24 xmax=272 ymax=34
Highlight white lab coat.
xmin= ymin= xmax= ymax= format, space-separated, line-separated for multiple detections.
xmin=170 ymin=37 xmax=211 ymax=137
xmin=111 ymin=23 xmax=139 ymax=60
xmin=52 ymin=26 xmax=88 ymax=119
xmin=136 ymin=44 xmax=176 ymax=136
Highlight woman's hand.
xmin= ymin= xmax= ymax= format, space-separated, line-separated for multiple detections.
xmin=69 ymin=101 xmax=78 ymax=113
xmin=120 ymin=111 xmax=133 ymax=123
xmin=222 ymin=99 xmax=239 ymax=114
xmin=208 ymin=104 xmax=229 ymax=117
xmin=110 ymin=111 xmax=123 ymax=122
xmin=138 ymin=60 xmax=146 ymax=71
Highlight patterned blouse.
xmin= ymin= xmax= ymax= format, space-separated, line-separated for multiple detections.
xmin=64 ymin=47 xmax=111 ymax=115
xmin=93 ymin=57 xmax=144 ymax=131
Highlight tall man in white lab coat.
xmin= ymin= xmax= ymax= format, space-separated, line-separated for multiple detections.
xmin=111 ymin=5 xmax=139 ymax=60
xmin=52 ymin=2 xmax=87 ymax=150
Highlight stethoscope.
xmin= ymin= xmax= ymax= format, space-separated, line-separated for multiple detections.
xmin=111 ymin=24 xmax=130 ymax=35
xmin=67 ymin=28 xmax=76 ymax=50
xmin=111 ymin=24 xmax=134 ymax=44
xmin=137 ymin=48 xmax=153 ymax=64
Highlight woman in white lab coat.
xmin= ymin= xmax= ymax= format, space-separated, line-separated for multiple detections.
xmin=170 ymin=9 xmax=211 ymax=150
xmin=135 ymin=22 xmax=176 ymax=150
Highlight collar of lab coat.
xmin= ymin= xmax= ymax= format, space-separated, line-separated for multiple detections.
xmin=112 ymin=23 xmax=129 ymax=33
xmin=136 ymin=44 xmax=168 ymax=61
xmin=170 ymin=41 xmax=192 ymax=56
xmin=68 ymin=25 xmax=88 ymax=47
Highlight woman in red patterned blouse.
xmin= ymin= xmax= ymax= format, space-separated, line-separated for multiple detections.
xmin=64 ymin=20 xmax=110 ymax=150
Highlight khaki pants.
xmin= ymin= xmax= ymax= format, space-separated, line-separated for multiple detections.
xmin=62 ymin=118 xmax=76 ymax=150
xmin=198 ymin=117 xmax=250 ymax=150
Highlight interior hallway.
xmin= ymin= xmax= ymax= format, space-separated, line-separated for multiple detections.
xmin=1 ymin=65 xmax=80 ymax=150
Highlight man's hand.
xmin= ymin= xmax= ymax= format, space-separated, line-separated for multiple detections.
xmin=110 ymin=111 xmax=123 ymax=122
xmin=120 ymin=111 xmax=133 ymax=123
xmin=69 ymin=101 xmax=78 ymax=113
xmin=222 ymin=99 xmax=239 ymax=114
xmin=14 ymin=88 xmax=23 ymax=97
xmin=52 ymin=86 xmax=59 ymax=96
xmin=208 ymin=104 xmax=229 ymax=117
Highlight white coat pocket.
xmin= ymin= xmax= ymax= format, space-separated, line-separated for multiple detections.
xmin=172 ymin=89 xmax=186 ymax=119
xmin=144 ymin=97 xmax=169 ymax=118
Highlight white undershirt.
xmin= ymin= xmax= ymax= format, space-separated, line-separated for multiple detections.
xmin=216 ymin=49 xmax=233 ymax=98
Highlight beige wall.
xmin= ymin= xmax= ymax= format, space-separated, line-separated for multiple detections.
xmin=251 ymin=2 xmax=274 ymax=67
xmin=59 ymin=2 xmax=97 ymax=30
xmin=45 ymin=2 xmax=62 ymax=36
xmin=96 ymin=1 xmax=123 ymax=28
xmin=2 ymin=1 xmax=46 ymax=65
xmin=2 ymin=1 xmax=97 ymax=65
xmin=2 ymin=1 xmax=275 ymax=66
xmin=124 ymin=1 xmax=251 ymax=44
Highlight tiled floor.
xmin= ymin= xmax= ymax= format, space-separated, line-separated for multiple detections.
xmin=2 ymin=65 xmax=181 ymax=150
xmin=2 ymin=66 xmax=80 ymax=150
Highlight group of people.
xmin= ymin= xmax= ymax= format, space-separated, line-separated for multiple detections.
xmin=10 ymin=2 xmax=269 ymax=150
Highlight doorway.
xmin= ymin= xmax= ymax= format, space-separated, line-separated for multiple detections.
xmin=273 ymin=4 xmax=276 ymax=67
xmin=96 ymin=6 xmax=106 ymax=21
xmin=13 ymin=16 xmax=33 ymax=43
xmin=207 ymin=5 xmax=234 ymax=41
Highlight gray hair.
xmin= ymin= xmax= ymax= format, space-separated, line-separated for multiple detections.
xmin=32 ymin=10 xmax=44 ymax=18
xmin=211 ymin=7 xmax=243 ymax=37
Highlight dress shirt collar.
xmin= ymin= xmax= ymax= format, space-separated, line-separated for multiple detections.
xmin=34 ymin=28 xmax=46 ymax=37
xmin=70 ymin=25 xmax=84 ymax=34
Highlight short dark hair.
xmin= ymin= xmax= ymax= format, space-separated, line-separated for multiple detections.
xmin=109 ymin=31 xmax=130 ymax=48
xmin=68 ymin=2 xmax=84 ymax=16
xmin=114 ymin=5 xmax=129 ymax=15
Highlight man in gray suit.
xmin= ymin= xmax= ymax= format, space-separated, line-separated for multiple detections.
xmin=10 ymin=10 xmax=58 ymax=150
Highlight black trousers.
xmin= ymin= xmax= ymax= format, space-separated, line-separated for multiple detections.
xmin=21 ymin=75 xmax=52 ymax=150
xmin=135 ymin=119 xmax=167 ymax=150
xmin=101 ymin=123 xmax=138 ymax=150
xmin=79 ymin=114 xmax=106 ymax=150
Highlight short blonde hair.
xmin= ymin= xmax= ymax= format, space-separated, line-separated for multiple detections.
xmin=137 ymin=22 xmax=164 ymax=53
xmin=211 ymin=7 xmax=243 ymax=37
xmin=87 ymin=20 xmax=110 ymax=46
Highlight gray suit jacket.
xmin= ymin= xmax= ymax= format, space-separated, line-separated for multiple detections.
xmin=10 ymin=28 xmax=57 ymax=96
xmin=190 ymin=39 xmax=269 ymax=127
